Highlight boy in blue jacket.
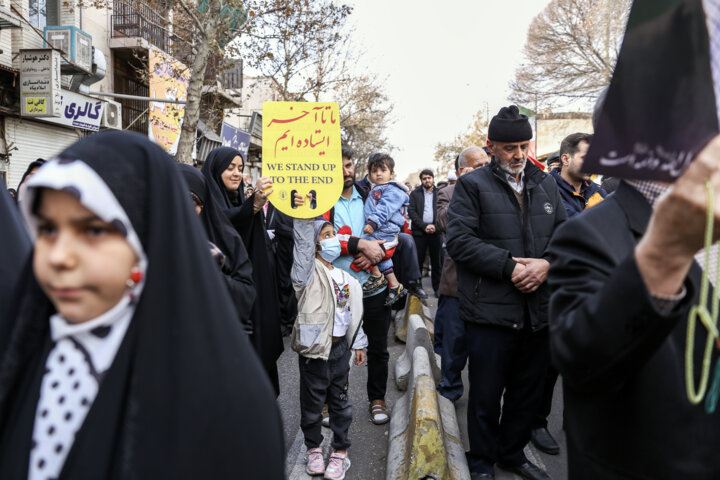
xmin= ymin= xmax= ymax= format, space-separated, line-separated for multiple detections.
xmin=358 ymin=153 xmax=408 ymax=306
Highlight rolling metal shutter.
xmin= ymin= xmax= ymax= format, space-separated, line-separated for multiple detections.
xmin=5 ymin=117 xmax=82 ymax=189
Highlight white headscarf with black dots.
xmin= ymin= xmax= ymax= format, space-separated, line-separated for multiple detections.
xmin=20 ymin=158 xmax=147 ymax=480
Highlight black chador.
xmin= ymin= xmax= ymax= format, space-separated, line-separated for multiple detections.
xmin=265 ymin=202 xmax=298 ymax=332
xmin=0 ymin=131 xmax=285 ymax=479
xmin=177 ymin=163 xmax=256 ymax=333
xmin=202 ymin=147 xmax=284 ymax=395
xmin=0 ymin=184 xmax=30 ymax=346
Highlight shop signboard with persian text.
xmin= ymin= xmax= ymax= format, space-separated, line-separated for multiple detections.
xmin=39 ymin=90 xmax=104 ymax=131
xmin=20 ymin=49 xmax=61 ymax=118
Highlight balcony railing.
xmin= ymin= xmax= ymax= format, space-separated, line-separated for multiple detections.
xmin=112 ymin=1 xmax=168 ymax=51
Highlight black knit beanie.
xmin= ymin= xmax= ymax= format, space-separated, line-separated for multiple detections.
xmin=488 ymin=105 xmax=533 ymax=142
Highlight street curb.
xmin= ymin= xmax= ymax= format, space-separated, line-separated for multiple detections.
xmin=395 ymin=294 xmax=433 ymax=343
xmin=387 ymin=347 xmax=470 ymax=480
xmin=396 ymin=314 xmax=441 ymax=391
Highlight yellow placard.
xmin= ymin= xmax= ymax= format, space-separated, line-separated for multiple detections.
xmin=262 ymin=102 xmax=343 ymax=219
xmin=148 ymin=48 xmax=189 ymax=155
xmin=25 ymin=97 xmax=47 ymax=114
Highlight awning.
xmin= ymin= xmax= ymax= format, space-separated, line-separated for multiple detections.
xmin=0 ymin=6 xmax=21 ymax=29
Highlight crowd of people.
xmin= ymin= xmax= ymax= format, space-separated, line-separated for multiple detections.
xmin=0 ymin=128 xmax=441 ymax=479
xmin=2 ymin=96 xmax=720 ymax=480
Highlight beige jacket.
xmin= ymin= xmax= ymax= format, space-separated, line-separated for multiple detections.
xmin=290 ymin=219 xmax=367 ymax=360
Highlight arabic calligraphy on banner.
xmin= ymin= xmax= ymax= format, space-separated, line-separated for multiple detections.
xmin=262 ymin=102 xmax=343 ymax=219
xmin=39 ymin=90 xmax=104 ymax=131
xmin=20 ymin=49 xmax=61 ymax=117
xmin=148 ymin=48 xmax=189 ymax=155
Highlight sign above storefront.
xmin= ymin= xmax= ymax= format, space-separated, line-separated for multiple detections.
xmin=38 ymin=90 xmax=104 ymax=131
xmin=19 ymin=49 xmax=61 ymax=118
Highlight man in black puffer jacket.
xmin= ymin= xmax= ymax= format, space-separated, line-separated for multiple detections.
xmin=447 ymin=105 xmax=566 ymax=480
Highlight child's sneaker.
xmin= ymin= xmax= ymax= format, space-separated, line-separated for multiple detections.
xmin=362 ymin=274 xmax=387 ymax=295
xmin=324 ymin=451 xmax=351 ymax=480
xmin=306 ymin=447 xmax=325 ymax=476
xmin=384 ymin=283 xmax=407 ymax=307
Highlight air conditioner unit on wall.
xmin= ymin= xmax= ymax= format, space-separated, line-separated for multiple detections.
xmin=43 ymin=26 xmax=92 ymax=73
xmin=101 ymin=100 xmax=122 ymax=130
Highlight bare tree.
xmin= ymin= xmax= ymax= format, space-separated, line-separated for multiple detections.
xmin=333 ymin=74 xmax=394 ymax=178
xmin=70 ymin=0 xmax=352 ymax=163
xmin=174 ymin=0 xmax=354 ymax=162
xmin=171 ymin=0 xmax=227 ymax=164
xmin=241 ymin=1 xmax=352 ymax=101
xmin=433 ymin=109 xmax=488 ymax=179
xmin=74 ymin=0 xmax=390 ymax=165
xmin=70 ymin=0 xmax=250 ymax=163
xmin=509 ymin=0 xmax=631 ymax=109
xmin=241 ymin=2 xmax=395 ymax=177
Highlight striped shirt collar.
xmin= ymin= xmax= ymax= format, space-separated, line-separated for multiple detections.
xmin=703 ymin=0 xmax=720 ymax=124
xmin=625 ymin=180 xmax=669 ymax=207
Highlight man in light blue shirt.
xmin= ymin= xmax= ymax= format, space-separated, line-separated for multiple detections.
xmin=323 ymin=148 xmax=394 ymax=425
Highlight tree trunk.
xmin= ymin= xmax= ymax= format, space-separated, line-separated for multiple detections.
xmin=175 ymin=3 xmax=222 ymax=165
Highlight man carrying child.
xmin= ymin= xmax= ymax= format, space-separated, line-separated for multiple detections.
xmin=354 ymin=152 xmax=409 ymax=306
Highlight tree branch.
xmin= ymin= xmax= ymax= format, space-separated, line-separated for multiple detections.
xmin=176 ymin=0 xmax=207 ymax=36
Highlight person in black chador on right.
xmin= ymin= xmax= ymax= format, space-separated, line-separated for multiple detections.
xmin=548 ymin=0 xmax=720 ymax=478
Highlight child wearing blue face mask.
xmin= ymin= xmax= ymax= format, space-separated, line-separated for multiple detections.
xmin=290 ymin=193 xmax=368 ymax=480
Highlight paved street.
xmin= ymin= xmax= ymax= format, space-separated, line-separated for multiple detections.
xmin=279 ymin=278 xmax=568 ymax=480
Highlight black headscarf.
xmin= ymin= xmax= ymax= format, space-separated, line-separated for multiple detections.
xmin=201 ymin=146 xmax=246 ymax=208
xmin=0 ymin=131 xmax=284 ymax=479
xmin=177 ymin=163 xmax=256 ymax=328
xmin=201 ymin=146 xmax=284 ymax=396
xmin=0 ymin=185 xmax=30 ymax=347
xmin=16 ymin=159 xmax=46 ymax=190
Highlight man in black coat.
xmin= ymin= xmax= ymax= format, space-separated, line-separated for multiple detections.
xmin=447 ymin=105 xmax=566 ymax=480
xmin=408 ymin=169 xmax=442 ymax=295
xmin=547 ymin=136 xmax=720 ymax=479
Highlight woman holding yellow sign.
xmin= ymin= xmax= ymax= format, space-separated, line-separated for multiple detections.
xmin=202 ymin=146 xmax=284 ymax=396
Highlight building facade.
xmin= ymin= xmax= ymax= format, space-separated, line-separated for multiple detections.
xmin=0 ymin=0 xmax=191 ymax=189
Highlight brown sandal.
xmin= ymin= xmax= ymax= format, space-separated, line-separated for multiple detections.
xmin=369 ymin=399 xmax=390 ymax=425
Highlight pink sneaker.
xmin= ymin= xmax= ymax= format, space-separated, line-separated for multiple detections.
xmin=324 ymin=451 xmax=351 ymax=480
xmin=306 ymin=447 xmax=325 ymax=476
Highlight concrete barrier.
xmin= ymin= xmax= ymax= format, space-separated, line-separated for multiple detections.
xmin=395 ymin=294 xmax=434 ymax=343
xmin=387 ymin=347 xmax=470 ymax=480
xmin=396 ymin=314 xmax=441 ymax=391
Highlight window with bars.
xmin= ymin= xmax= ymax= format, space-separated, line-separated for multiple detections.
xmin=114 ymin=71 xmax=149 ymax=134
xmin=29 ymin=0 xmax=58 ymax=29
xmin=111 ymin=0 xmax=169 ymax=51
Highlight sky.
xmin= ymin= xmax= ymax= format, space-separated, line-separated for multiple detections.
xmin=347 ymin=0 xmax=554 ymax=182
